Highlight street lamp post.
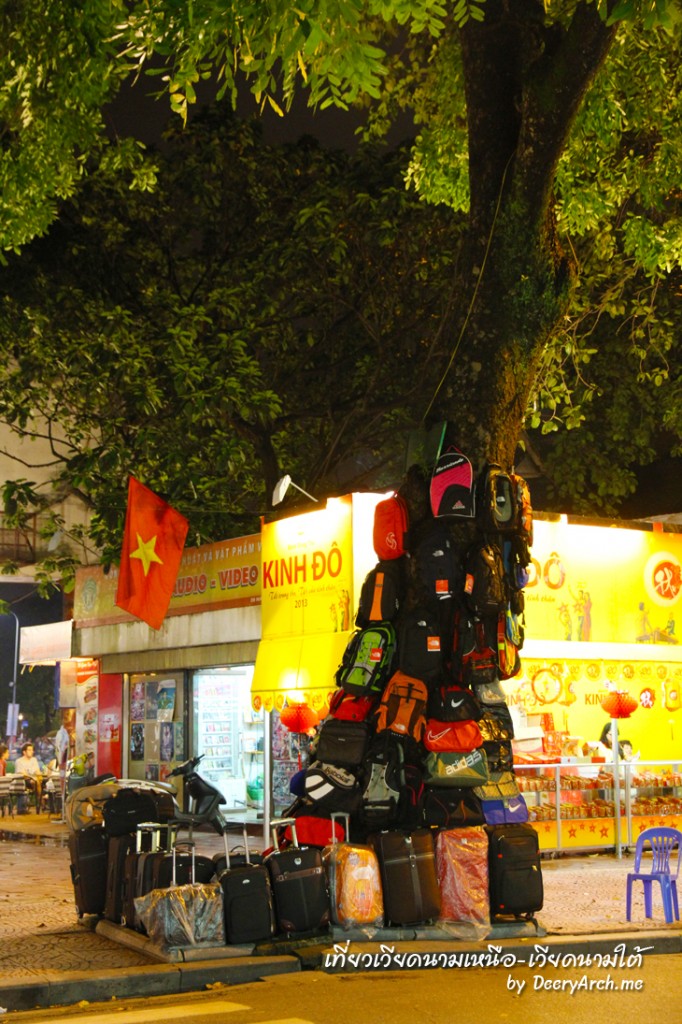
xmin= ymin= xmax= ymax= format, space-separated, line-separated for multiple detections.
xmin=4 ymin=610 xmax=20 ymax=749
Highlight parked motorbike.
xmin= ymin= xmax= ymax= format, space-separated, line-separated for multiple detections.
xmin=168 ymin=753 xmax=229 ymax=840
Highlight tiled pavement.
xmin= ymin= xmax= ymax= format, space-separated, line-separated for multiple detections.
xmin=0 ymin=812 xmax=679 ymax=1013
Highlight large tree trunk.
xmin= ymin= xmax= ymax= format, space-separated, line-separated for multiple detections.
xmin=430 ymin=1 xmax=617 ymax=472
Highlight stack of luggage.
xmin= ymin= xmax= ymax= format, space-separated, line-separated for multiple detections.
xmin=290 ymin=441 xmax=543 ymax=928
xmin=67 ymin=437 xmax=543 ymax=942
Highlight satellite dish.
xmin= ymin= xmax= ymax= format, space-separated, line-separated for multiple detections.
xmin=271 ymin=474 xmax=319 ymax=506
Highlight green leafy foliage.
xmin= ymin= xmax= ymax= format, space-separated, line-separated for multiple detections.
xmin=0 ymin=112 xmax=460 ymax=564
xmin=0 ymin=0 xmax=680 ymax=549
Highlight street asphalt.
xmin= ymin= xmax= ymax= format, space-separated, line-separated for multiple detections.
xmin=0 ymin=811 xmax=679 ymax=1014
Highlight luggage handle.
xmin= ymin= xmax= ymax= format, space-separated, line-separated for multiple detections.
xmin=171 ymin=840 xmax=196 ymax=887
xmin=135 ymin=821 xmax=164 ymax=854
xmin=221 ymin=824 xmax=253 ymax=871
xmin=270 ymin=817 xmax=298 ymax=852
xmin=330 ymin=811 xmax=350 ymax=847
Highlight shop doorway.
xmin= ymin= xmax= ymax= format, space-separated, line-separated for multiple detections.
xmin=191 ymin=665 xmax=264 ymax=821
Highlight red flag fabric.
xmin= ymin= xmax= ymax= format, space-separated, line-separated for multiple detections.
xmin=115 ymin=477 xmax=189 ymax=630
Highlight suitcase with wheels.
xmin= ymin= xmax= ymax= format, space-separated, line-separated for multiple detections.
xmin=68 ymin=825 xmax=108 ymax=916
xmin=369 ymin=828 xmax=441 ymax=926
xmin=436 ymin=826 xmax=490 ymax=926
xmin=486 ymin=822 xmax=543 ymax=918
xmin=323 ymin=812 xmax=384 ymax=929
xmin=265 ymin=817 xmax=330 ymax=935
xmin=104 ymin=833 xmax=135 ymax=922
xmin=218 ymin=825 xmax=275 ymax=944
xmin=150 ymin=840 xmax=215 ymax=889
xmin=121 ymin=822 xmax=172 ymax=931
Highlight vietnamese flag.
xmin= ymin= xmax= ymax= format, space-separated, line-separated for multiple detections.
xmin=115 ymin=476 xmax=189 ymax=630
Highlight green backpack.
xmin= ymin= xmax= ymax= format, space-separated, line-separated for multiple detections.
xmin=335 ymin=624 xmax=397 ymax=697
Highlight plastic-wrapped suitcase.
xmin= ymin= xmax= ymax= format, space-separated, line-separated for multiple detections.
xmin=369 ymin=828 xmax=441 ymax=926
xmin=121 ymin=822 xmax=171 ymax=931
xmin=134 ymin=844 xmax=225 ymax=947
xmin=218 ymin=825 xmax=275 ymax=944
xmin=435 ymin=826 xmax=490 ymax=926
xmin=486 ymin=823 xmax=544 ymax=918
xmin=265 ymin=817 xmax=330 ymax=936
xmin=323 ymin=812 xmax=383 ymax=929
xmin=68 ymin=825 xmax=108 ymax=916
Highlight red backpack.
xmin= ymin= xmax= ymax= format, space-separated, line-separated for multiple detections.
xmin=373 ymin=494 xmax=409 ymax=560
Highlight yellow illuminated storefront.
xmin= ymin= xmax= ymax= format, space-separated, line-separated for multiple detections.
xmin=503 ymin=517 xmax=682 ymax=851
xmin=251 ymin=493 xmax=389 ymax=714
xmin=251 ymin=501 xmax=682 ymax=845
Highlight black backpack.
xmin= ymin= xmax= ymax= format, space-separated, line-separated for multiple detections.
xmin=359 ymin=732 xmax=406 ymax=829
xmin=355 ymin=558 xmax=407 ymax=627
xmin=477 ymin=463 xmax=517 ymax=533
xmin=463 ymin=540 xmax=507 ymax=616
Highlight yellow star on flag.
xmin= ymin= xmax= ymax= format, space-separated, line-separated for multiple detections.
xmin=130 ymin=532 xmax=164 ymax=576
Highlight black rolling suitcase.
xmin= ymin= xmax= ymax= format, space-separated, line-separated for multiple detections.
xmin=68 ymin=825 xmax=108 ymax=916
xmin=121 ymin=823 xmax=172 ymax=931
xmin=218 ymin=825 xmax=275 ymax=944
xmin=486 ymin=823 xmax=544 ymax=918
xmin=265 ymin=817 xmax=330 ymax=936
xmin=150 ymin=840 xmax=215 ymax=889
xmin=369 ymin=828 xmax=441 ymax=926
xmin=104 ymin=833 xmax=135 ymax=922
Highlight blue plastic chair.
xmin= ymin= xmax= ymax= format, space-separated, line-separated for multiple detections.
xmin=626 ymin=827 xmax=682 ymax=924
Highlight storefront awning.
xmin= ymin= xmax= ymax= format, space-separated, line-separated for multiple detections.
xmin=19 ymin=620 xmax=74 ymax=664
xmin=251 ymin=630 xmax=353 ymax=713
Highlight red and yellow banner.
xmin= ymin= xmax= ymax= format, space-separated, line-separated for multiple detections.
xmin=74 ymin=534 xmax=261 ymax=626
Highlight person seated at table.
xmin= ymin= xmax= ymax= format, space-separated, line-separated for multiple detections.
xmin=14 ymin=742 xmax=45 ymax=812
xmin=0 ymin=743 xmax=9 ymax=776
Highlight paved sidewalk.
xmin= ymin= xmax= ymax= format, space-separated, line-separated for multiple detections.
xmin=0 ymin=813 xmax=679 ymax=1014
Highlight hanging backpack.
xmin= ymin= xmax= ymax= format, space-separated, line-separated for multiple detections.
xmin=359 ymin=731 xmax=406 ymax=829
xmin=463 ymin=540 xmax=507 ymax=616
xmin=396 ymin=604 xmax=445 ymax=684
xmin=477 ymin=462 xmax=517 ymax=533
xmin=496 ymin=610 xmax=521 ymax=680
xmin=375 ymin=670 xmax=429 ymax=744
xmin=478 ymin=703 xmax=515 ymax=743
xmin=459 ymin=615 xmax=499 ymax=687
xmin=503 ymin=535 xmax=530 ymax=594
xmin=355 ymin=558 xmax=407 ymax=627
xmin=373 ymin=494 xmax=409 ymax=560
xmin=511 ymin=472 xmax=533 ymax=546
xmin=328 ymin=689 xmax=379 ymax=723
xmin=430 ymin=446 xmax=476 ymax=520
xmin=335 ymin=624 xmax=397 ymax=697
xmin=411 ymin=520 xmax=460 ymax=604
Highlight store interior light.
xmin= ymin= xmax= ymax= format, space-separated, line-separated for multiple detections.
xmin=271 ymin=474 xmax=319 ymax=506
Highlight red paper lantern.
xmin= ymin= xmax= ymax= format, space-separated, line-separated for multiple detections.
xmin=600 ymin=690 xmax=638 ymax=720
xmin=279 ymin=702 xmax=319 ymax=734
